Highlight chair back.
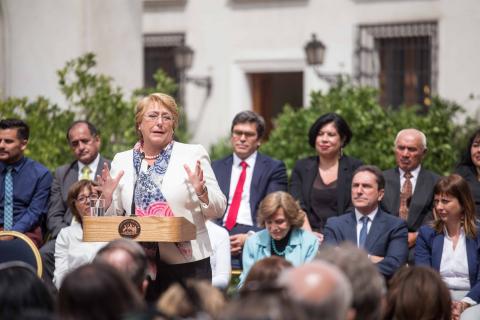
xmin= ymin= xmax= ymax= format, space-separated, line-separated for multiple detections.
xmin=0 ymin=231 xmax=43 ymax=277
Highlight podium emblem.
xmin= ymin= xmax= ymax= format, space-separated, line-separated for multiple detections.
xmin=118 ymin=219 xmax=141 ymax=239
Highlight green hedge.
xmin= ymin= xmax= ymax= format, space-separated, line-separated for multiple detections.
xmin=211 ymin=83 xmax=478 ymax=176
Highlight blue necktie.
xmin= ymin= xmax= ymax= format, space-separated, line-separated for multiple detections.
xmin=359 ymin=216 xmax=369 ymax=248
xmin=3 ymin=166 xmax=13 ymax=230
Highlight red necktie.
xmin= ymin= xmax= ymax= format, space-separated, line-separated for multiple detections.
xmin=225 ymin=161 xmax=248 ymax=231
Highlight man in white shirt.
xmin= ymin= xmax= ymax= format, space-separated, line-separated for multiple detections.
xmin=323 ymin=165 xmax=408 ymax=278
xmin=212 ymin=111 xmax=287 ymax=267
xmin=40 ymin=120 xmax=110 ymax=282
xmin=381 ymin=128 xmax=439 ymax=261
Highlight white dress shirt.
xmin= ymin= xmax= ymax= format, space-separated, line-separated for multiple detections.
xmin=77 ymin=154 xmax=100 ymax=181
xmin=223 ymin=151 xmax=257 ymax=227
xmin=53 ymin=220 xmax=107 ymax=288
xmin=399 ymin=165 xmax=421 ymax=193
xmin=355 ymin=208 xmax=378 ymax=247
xmin=440 ymin=227 xmax=471 ymax=291
xmin=206 ymin=220 xmax=231 ymax=288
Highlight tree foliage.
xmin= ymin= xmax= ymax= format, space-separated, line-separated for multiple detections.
xmin=260 ymin=84 xmax=477 ymax=176
xmin=0 ymin=53 xmax=181 ymax=170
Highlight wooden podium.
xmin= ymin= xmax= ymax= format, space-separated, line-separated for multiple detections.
xmin=82 ymin=216 xmax=196 ymax=242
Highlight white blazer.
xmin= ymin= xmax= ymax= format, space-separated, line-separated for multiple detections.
xmin=108 ymin=142 xmax=226 ymax=264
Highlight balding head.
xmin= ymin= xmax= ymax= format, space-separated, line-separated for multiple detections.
xmin=279 ymin=261 xmax=352 ymax=320
xmin=394 ymin=128 xmax=427 ymax=172
xmin=94 ymin=239 xmax=147 ymax=294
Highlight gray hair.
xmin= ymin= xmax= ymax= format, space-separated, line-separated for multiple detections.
xmin=394 ymin=128 xmax=427 ymax=150
xmin=317 ymin=243 xmax=386 ymax=320
xmin=278 ymin=261 xmax=352 ymax=320
xmin=231 ymin=110 xmax=266 ymax=139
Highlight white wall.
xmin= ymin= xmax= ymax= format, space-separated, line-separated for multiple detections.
xmin=145 ymin=0 xmax=480 ymax=147
xmin=2 ymin=0 xmax=142 ymax=105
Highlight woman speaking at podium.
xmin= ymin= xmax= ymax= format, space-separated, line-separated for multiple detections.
xmin=98 ymin=93 xmax=226 ymax=300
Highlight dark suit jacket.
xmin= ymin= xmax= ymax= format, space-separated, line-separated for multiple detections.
xmin=416 ymin=225 xmax=480 ymax=302
xmin=290 ymin=155 xmax=363 ymax=228
xmin=455 ymin=165 xmax=480 ymax=217
xmin=381 ymin=167 xmax=439 ymax=232
xmin=46 ymin=156 xmax=110 ymax=238
xmin=323 ymin=208 xmax=408 ymax=277
xmin=211 ymin=152 xmax=287 ymax=230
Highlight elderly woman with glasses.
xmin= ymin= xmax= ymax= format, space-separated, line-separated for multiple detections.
xmin=53 ymin=180 xmax=106 ymax=288
xmin=99 ymin=93 xmax=226 ymax=300
xmin=239 ymin=191 xmax=319 ymax=286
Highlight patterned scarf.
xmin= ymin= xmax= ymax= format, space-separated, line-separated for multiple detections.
xmin=132 ymin=140 xmax=192 ymax=259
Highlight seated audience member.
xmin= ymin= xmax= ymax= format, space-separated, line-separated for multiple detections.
xmin=53 ymin=180 xmax=107 ymax=288
xmin=323 ymin=165 xmax=408 ymax=278
xmin=0 ymin=119 xmax=53 ymax=247
xmin=57 ymin=263 xmax=145 ymax=320
xmin=318 ymin=243 xmax=386 ymax=320
xmin=220 ymin=285 xmax=308 ymax=320
xmin=212 ymin=111 xmax=288 ymax=268
xmin=94 ymin=238 xmax=148 ymax=295
xmin=278 ymin=260 xmax=354 ymax=320
xmin=41 ymin=120 xmax=109 ymax=284
xmin=381 ymin=128 xmax=439 ymax=262
xmin=157 ymin=280 xmax=226 ymax=319
xmin=415 ymin=174 xmax=480 ymax=320
xmin=290 ymin=113 xmax=362 ymax=240
xmin=0 ymin=261 xmax=54 ymax=319
xmin=455 ymin=128 xmax=480 ymax=217
xmin=240 ymin=191 xmax=319 ymax=285
xmin=241 ymin=256 xmax=293 ymax=293
xmin=206 ymin=219 xmax=231 ymax=289
xmin=384 ymin=266 xmax=451 ymax=320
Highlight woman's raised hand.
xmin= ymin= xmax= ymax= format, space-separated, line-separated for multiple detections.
xmin=95 ymin=162 xmax=124 ymax=208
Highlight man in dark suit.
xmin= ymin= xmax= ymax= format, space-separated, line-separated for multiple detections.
xmin=212 ymin=111 xmax=287 ymax=266
xmin=381 ymin=128 xmax=439 ymax=262
xmin=323 ymin=165 xmax=408 ymax=278
xmin=40 ymin=120 xmax=110 ymax=282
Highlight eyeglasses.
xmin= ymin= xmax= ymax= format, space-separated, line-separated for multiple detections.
xmin=143 ymin=113 xmax=174 ymax=123
xmin=76 ymin=195 xmax=100 ymax=203
xmin=232 ymin=130 xmax=257 ymax=138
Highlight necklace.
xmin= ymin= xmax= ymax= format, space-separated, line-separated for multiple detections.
xmin=143 ymin=153 xmax=160 ymax=160
xmin=271 ymin=237 xmax=286 ymax=256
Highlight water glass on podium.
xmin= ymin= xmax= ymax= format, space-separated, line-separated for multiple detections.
xmin=90 ymin=198 xmax=105 ymax=216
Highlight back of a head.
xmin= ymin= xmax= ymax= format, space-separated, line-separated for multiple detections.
xmin=278 ymin=261 xmax=352 ymax=320
xmin=0 ymin=262 xmax=53 ymax=319
xmin=58 ymin=263 xmax=145 ymax=320
xmin=384 ymin=266 xmax=451 ymax=320
xmin=157 ymin=280 xmax=225 ymax=319
xmin=94 ymin=238 xmax=148 ymax=290
xmin=318 ymin=244 xmax=385 ymax=320
xmin=220 ymin=287 xmax=308 ymax=320
xmin=242 ymin=256 xmax=293 ymax=292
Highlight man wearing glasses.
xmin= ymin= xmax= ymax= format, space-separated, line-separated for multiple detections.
xmin=40 ymin=120 xmax=110 ymax=283
xmin=212 ymin=111 xmax=287 ymax=268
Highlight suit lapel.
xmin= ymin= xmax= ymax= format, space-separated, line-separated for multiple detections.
xmin=303 ymin=157 xmax=318 ymax=205
xmin=346 ymin=212 xmax=358 ymax=244
xmin=219 ymin=156 xmax=233 ymax=198
xmin=466 ymin=236 xmax=479 ymax=286
xmin=365 ymin=210 xmax=386 ymax=250
xmin=431 ymin=233 xmax=444 ymax=271
xmin=408 ymin=168 xmax=428 ymax=226
xmin=337 ymin=156 xmax=349 ymax=214
xmin=390 ymin=169 xmax=401 ymax=216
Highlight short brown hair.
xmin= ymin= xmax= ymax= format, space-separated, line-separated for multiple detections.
xmin=135 ymin=93 xmax=179 ymax=139
xmin=257 ymin=191 xmax=305 ymax=228
xmin=67 ymin=180 xmax=99 ymax=223
xmin=432 ymin=174 xmax=477 ymax=238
